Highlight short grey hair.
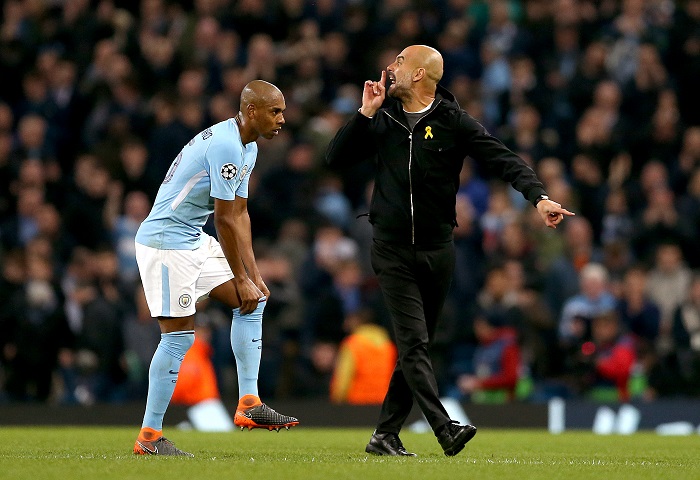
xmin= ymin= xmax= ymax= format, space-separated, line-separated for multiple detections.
xmin=580 ymin=263 xmax=608 ymax=283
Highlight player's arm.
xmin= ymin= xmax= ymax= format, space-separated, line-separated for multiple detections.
xmin=214 ymin=197 xmax=263 ymax=314
xmin=227 ymin=195 xmax=268 ymax=299
xmin=457 ymin=112 xmax=574 ymax=228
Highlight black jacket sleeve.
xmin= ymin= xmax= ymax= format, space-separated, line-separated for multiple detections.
xmin=457 ymin=112 xmax=547 ymax=205
xmin=324 ymin=112 xmax=376 ymax=168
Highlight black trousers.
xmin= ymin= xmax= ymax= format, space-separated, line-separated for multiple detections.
xmin=370 ymin=238 xmax=455 ymax=434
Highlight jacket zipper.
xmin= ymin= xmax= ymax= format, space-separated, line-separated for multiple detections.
xmin=383 ymin=112 xmax=415 ymax=243
xmin=384 ymin=107 xmax=438 ymax=244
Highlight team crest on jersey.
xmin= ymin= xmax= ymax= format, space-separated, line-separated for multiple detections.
xmin=239 ymin=164 xmax=249 ymax=180
xmin=178 ymin=294 xmax=192 ymax=308
xmin=221 ymin=163 xmax=237 ymax=180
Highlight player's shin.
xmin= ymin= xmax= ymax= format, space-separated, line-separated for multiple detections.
xmin=231 ymin=300 xmax=265 ymax=398
xmin=141 ymin=330 xmax=195 ymax=430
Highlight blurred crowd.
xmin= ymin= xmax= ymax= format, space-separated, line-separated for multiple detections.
xmin=1 ymin=0 xmax=700 ymax=407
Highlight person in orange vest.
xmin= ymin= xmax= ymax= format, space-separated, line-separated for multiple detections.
xmin=330 ymin=309 xmax=397 ymax=405
xmin=171 ymin=315 xmax=234 ymax=431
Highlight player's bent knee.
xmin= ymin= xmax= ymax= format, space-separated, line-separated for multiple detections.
xmin=158 ymin=316 xmax=196 ymax=333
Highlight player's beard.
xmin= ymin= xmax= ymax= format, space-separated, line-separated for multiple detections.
xmin=387 ymin=76 xmax=409 ymax=103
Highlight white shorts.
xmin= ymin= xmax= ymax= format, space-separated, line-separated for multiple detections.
xmin=135 ymin=233 xmax=234 ymax=317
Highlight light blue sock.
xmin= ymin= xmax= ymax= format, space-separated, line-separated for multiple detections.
xmin=142 ymin=330 xmax=195 ymax=430
xmin=231 ymin=301 xmax=265 ymax=398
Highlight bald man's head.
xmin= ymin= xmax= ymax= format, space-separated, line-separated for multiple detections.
xmin=239 ymin=80 xmax=284 ymax=112
xmin=386 ymin=45 xmax=443 ymax=103
xmin=237 ymin=80 xmax=286 ymax=143
xmin=404 ymin=45 xmax=443 ymax=83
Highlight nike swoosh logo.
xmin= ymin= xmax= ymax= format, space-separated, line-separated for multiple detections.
xmin=251 ymin=339 xmax=262 ymax=343
xmin=168 ymin=370 xmax=179 ymax=374
xmin=137 ymin=440 xmax=158 ymax=455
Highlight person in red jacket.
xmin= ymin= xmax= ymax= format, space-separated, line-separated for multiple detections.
xmin=579 ymin=310 xmax=637 ymax=401
xmin=455 ymin=314 xmax=522 ymax=402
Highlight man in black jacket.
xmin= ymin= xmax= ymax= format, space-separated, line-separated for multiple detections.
xmin=325 ymin=45 xmax=574 ymax=457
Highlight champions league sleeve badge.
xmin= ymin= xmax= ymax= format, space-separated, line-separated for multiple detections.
xmin=221 ymin=163 xmax=237 ymax=180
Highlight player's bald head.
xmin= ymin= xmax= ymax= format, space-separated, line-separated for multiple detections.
xmin=240 ymin=80 xmax=284 ymax=111
xmin=404 ymin=45 xmax=443 ymax=84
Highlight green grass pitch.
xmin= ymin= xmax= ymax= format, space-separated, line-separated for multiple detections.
xmin=1 ymin=427 xmax=699 ymax=480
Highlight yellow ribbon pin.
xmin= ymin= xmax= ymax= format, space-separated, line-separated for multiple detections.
xmin=424 ymin=126 xmax=433 ymax=139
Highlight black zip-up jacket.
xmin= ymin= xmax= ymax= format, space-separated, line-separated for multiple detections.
xmin=325 ymin=85 xmax=547 ymax=245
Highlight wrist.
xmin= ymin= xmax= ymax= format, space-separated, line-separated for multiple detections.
xmin=250 ymin=272 xmax=263 ymax=284
xmin=233 ymin=275 xmax=249 ymax=284
xmin=534 ymin=194 xmax=549 ymax=207
xmin=358 ymin=107 xmax=376 ymax=118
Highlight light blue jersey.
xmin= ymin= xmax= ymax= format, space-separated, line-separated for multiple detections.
xmin=136 ymin=119 xmax=257 ymax=249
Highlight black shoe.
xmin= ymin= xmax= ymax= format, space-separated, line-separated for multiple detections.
xmin=437 ymin=421 xmax=477 ymax=457
xmin=365 ymin=431 xmax=417 ymax=457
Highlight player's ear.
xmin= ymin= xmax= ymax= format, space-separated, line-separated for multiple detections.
xmin=246 ymin=103 xmax=256 ymax=119
xmin=413 ymin=67 xmax=425 ymax=82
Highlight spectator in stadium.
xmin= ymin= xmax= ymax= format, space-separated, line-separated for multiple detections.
xmin=313 ymin=171 xmax=354 ymax=231
xmin=567 ymin=40 xmax=609 ymax=120
xmin=0 ymin=185 xmax=44 ymax=251
xmin=628 ymin=86 xmax=681 ymax=168
xmin=457 ymin=158 xmax=490 ymax=217
xmin=0 ymin=254 xmax=72 ymax=402
xmin=147 ymin=93 xmax=197 ymax=182
xmin=480 ymin=185 xmax=519 ymax=255
xmin=251 ymin=141 xmax=317 ymax=240
xmin=113 ymin=138 xmax=159 ymax=200
xmin=448 ymin=262 xmax=523 ymax=397
xmin=132 ymin=80 xmax=297 ymax=457
xmin=493 ymin=220 xmax=542 ymax=290
xmin=645 ymin=242 xmax=693 ymax=352
xmin=677 ymin=167 xmax=700 ymax=267
xmin=574 ymin=310 xmax=637 ymax=402
xmin=543 ymin=216 xmax=603 ymax=319
xmin=451 ymin=308 xmax=522 ymax=403
xmin=61 ymin=155 xmax=113 ymax=249
xmin=325 ymin=44 xmax=573 ymax=457
xmin=655 ymin=273 xmax=700 ymax=397
xmin=64 ymin=261 xmax=128 ymax=405
xmin=632 ymin=183 xmax=694 ymax=265
xmin=297 ymin=224 xmax=360 ymax=353
xmin=667 ymin=0 xmax=700 ymax=126
xmin=616 ymin=265 xmax=661 ymax=349
xmin=672 ymin=126 xmax=700 ymax=210
xmin=600 ymin=187 xmax=634 ymax=247
xmin=108 ymin=190 xmax=151 ymax=287
xmin=447 ymin=193 xmax=485 ymax=320
xmin=330 ymin=308 xmax=397 ymax=405
xmin=559 ymin=263 xmax=617 ymax=349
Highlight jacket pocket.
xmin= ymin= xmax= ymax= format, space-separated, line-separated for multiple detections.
xmin=418 ymin=139 xmax=459 ymax=177
xmin=421 ymin=139 xmax=456 ymax=153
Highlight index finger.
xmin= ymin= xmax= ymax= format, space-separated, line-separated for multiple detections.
xmin=553 ymin=207 xmax=576 ymax=216
xmin=379 ymin=70 xmax=386 ymax=87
